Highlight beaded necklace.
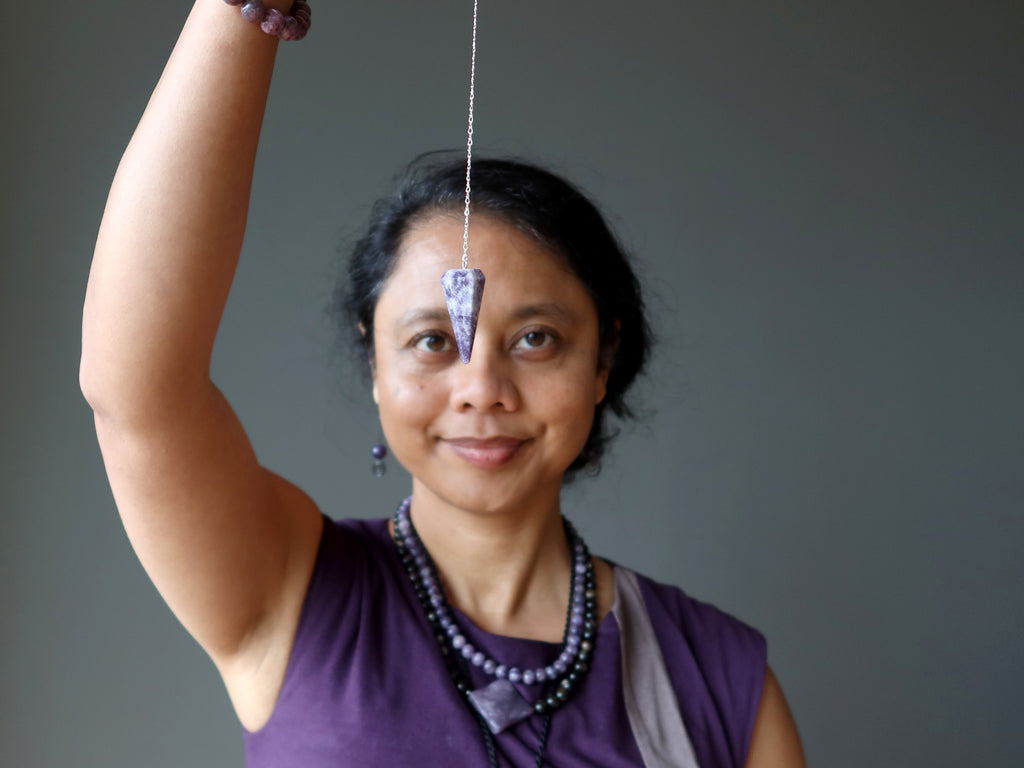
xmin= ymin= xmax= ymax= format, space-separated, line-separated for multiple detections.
xmin=392 ymin=497 xmax=598 ymax=767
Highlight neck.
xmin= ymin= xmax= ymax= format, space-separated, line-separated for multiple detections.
xmin=404 ymin=482 xmax=573 ymax=641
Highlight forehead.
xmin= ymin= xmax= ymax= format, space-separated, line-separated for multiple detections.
xmin=375 ymin=215 xmax=595 ymax=323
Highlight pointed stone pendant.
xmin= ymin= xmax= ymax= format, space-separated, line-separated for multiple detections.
xmin=441 ymin=268 xmax=485 ymax=364
xmin=467 ymin=678 xmax=535 ymax=734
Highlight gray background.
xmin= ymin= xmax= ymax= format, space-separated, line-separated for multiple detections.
xmin=2 ymin=0 xmax=1022 ymax=765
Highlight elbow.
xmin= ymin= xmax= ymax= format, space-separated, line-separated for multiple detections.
xmin=79 ymin=350 xmax=106 ymax=416
xmin=79 ymin=338 xmax=211 ymax=427
xmin=79 ymin=340 xmax=120 ymax=419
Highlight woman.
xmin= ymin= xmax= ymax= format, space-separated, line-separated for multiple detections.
xmin=81 ymin=1 xmax=805 ymax=765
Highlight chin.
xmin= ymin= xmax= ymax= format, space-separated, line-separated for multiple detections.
xmin=412 ymin=470 xmax=564 ymax=517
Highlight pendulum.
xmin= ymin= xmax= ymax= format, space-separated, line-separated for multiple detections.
xmin=442 ymin=268 xmax=484 ymax=364
xmin=442 ymin=0 xmax=485 ymax=365
xmin=443 ymin=0 xmax=484 ymax=364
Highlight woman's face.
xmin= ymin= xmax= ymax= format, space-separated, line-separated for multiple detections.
xmin=371 ymin=214 xmax=609 ymax=515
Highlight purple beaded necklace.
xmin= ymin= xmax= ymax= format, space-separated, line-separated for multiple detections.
xmin=392 ymin=497 xmax=598 ymax=767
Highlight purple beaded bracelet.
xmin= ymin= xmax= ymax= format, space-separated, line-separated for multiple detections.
xmin=223 ymin=0 xmax=311 ymax=41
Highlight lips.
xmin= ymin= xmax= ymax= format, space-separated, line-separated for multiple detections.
xmin=443 ymin=437 xmax=527 ymax=469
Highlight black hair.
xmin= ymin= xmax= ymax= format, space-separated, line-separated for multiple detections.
xmin=333 ymin=153 xmax=651 ymax=478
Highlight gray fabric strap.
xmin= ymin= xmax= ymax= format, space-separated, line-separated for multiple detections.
xmin=612 ymin=566 xmax=701 ymax=768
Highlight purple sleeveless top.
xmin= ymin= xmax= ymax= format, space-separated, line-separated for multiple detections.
xmin=242 ymin=516 xmax=766 ymax=767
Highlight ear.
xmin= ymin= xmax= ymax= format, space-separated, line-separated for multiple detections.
xmin=359 ymin=323 xmax=380 ymax=404
xmin=595 ymin=367 xmax=610 ymax=405
xmin=595 ymin=319 xmax=620 ymax=404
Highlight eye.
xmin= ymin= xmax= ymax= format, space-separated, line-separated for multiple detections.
xmin=412 ymin=332 xmax=454 ymax=354
xmin=514 ymin=329 xmax=556 ymax=351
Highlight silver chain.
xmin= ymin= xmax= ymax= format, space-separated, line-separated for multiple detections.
xmin=461 ymin=0 xmax=479 ymax=271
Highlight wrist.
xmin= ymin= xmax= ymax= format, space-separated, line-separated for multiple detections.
xmin=222 ymin=0 xmax=311 ymax=41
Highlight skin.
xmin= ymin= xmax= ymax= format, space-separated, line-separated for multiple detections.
xmin=749 ymin=668 xmax=807 ymax=767
xmin=81 ymin=1 xmax=804 ymax=760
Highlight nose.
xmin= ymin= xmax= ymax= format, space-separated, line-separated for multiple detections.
xmin=449 ymin=347 xmax=521 ymax=413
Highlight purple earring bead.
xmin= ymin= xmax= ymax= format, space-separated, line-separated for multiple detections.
xmin=372 ymin=443 xmax=387 ymax=477
xmin=441 ymin=269 xmax=485 ymax=364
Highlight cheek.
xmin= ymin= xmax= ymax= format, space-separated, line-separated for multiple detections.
xmin=378 ymin=375 xmax=444 ymax=427
xmin=376 ymin=376 xmax=448 ymax=472
xmin=374 ymin=350 xmax=427 ymax=408
xmin=550 ymin=350 xmax=606 ymax=411
xmin=533 ymin=371 xmax=601 ymax=430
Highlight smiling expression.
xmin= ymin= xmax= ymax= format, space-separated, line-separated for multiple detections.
xmin=370 ymin=213 xmax=610 ymax=515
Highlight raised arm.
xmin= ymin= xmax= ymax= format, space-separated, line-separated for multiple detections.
xmin=80 ymin=0 xmax=321 ymax=728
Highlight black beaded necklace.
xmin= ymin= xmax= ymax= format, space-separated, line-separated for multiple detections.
xmin=392 ymin=499 xmax=598 ymax=768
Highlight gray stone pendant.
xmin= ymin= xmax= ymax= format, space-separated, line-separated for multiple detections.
xmin=441 ymin=268 xmax=486 ymax=364
xmin=467 ymin=678 xmax=535 ymax=734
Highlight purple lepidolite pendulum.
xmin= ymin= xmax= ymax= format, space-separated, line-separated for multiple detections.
xmin=444 ymin=0 xmax=484 ymax=365
xmin=442 ymin=268 xmax=485 ymax=364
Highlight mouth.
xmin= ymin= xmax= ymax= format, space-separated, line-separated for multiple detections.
xmin=443 ymin=437 xmax=528 ymax=469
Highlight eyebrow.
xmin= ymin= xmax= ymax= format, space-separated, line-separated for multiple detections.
xmin=511 ymin=303 xmax=579 ymax=324
xmin=396 ymin=308 xmax=452 ymax=329
xmin=395 ymin=302 xmax=580 ymax=329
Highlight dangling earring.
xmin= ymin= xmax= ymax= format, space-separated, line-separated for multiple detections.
xmin=371 ymin=443 xmax=387 ymax=477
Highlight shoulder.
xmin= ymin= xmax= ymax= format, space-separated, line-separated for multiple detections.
xmin=304 ymin=515 xmax=393 ymax=589
xmin=624 ymin=567 xmax=768 ymax=768
xmin=264 ymin=515 xmax=408 ymax=699
xmin=632 ymin=569 xmax=767 ymax=668
xmin=317 ymin=514 xmax=390 ymax=556
xmin=746 ymin=666 xmax=806 ymax=768
xmin=286 ymin=516 xmax=394 ymax=634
